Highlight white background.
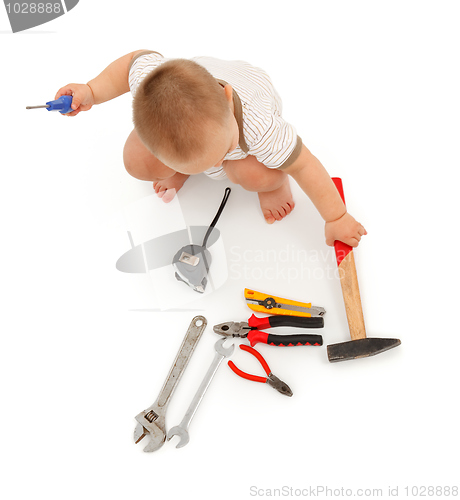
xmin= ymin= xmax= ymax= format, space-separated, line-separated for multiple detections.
xmin=1 ymin=1 xmax=459 ymax=498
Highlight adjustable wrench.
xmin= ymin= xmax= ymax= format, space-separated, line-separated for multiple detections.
xmin=167 ymin=337 xmax=234 ymax=448
xmin=133 ymin=316 xmax=207 ymax=452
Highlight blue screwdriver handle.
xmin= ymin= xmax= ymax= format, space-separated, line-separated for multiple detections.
xmin=45 ymin=95 xmax=73 ymax=114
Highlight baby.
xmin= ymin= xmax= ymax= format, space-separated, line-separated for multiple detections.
xmin=56 ymin=50 xmax=366 ymax=247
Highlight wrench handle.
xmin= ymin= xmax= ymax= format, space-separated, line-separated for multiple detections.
xmin=179 ymin=351 xmax=225 ymax=430
xmin=157 ymin=316 xmax=207 ymax=407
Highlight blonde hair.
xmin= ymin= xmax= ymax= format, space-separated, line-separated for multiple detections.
xmin=133 ymin=59 xmax=231 ymax=164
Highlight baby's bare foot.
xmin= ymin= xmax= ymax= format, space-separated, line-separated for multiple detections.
xmin=258 ymin=178 xmax=295 ymax=223
xmin=153 ymin=173 xmax=189 ymax=203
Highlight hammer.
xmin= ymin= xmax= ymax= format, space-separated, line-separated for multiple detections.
xmin=327 ymin=178 xmax=401 ymax=362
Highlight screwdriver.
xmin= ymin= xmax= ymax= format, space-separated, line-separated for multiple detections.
xmin=26 ymin=95 xmax=73 ymax=114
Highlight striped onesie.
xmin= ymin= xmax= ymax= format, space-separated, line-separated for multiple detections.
xmin=129 ymin=52 xmax=302 ymax=180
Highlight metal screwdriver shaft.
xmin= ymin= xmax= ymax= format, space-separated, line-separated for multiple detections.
xmin=26 ymin=105 xmax=51 ymax=109
xmin=25 ymin=95 xmax=73 ymax=114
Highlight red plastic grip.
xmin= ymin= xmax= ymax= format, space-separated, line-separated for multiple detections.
xmin=227 ymin=360 xmax=267 ymax=383
xmin=247 ymin=330 xmax=269 ymax=347
xmin=240 ymin=344 xmax=271 ymax=376
xmin=247 ymin=314 xmax=271 ymax=330
xmin=331 ymin=177 xmax=353 ymax=267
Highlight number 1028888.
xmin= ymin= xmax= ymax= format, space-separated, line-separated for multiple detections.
xmin=5 ymin=3 xmax=62 ymax=14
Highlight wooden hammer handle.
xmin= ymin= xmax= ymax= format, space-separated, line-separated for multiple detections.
xmin=332 ymin=178 xmax=367 ymax=341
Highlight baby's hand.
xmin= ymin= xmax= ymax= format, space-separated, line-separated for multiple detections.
xmin=54 ymin=83 xmax=95 ymax=116
xmin=325 ymin=212 xmax=367 ymax=248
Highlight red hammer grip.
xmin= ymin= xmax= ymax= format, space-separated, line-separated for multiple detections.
xmin=331 ymin=177 xmax=353 ymax=267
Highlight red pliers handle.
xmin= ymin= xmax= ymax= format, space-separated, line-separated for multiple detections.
xmin=248 ymin=314 xmax=323 ymax=330
xmin=249 ymin=314 xmax=323 ymax=347
xmin=227 ymin=345 xmax=293 ymax=396
xmin=247 ymin=331 xmax=323 ymax=347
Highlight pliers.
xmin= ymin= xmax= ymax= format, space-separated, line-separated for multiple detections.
xmin=228 ymin=345 xmax=293 ymax=397
xmin=213 ymin=314 xmax=323 ymax=347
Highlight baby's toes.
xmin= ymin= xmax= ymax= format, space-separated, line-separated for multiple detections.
xmin=263 ymin=209 xmax=276 ymax=224
xmin=285 ymin=200 xmax=295 ymax=213
xmin=162 ymin=188 xmax=177 ymax=203
xmin=273 ymin=209 xmax=285 ymax=221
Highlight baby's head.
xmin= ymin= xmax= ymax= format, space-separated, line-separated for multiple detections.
xmin=133 ymin=59 xmax=239 ymax=174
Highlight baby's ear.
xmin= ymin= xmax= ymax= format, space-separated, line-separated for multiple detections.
xmin=223 ymin=84 xmax=234 ymax=104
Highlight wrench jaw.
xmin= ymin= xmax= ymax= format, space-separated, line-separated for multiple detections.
xmin=215 ymin=337 xmax=235 ymax=357
xmin=167 ymin=425 xmax=190 ymax=449
xmin=134 ymin=422 xmax=147 ymax=444
xmin=134 ymin=410 xmax=167 ymax=452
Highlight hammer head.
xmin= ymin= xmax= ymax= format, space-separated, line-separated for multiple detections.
xmin=327 ymin=337 xmax=401 ymax=363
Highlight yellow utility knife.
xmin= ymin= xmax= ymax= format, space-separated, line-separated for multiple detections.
xmin=244 ymin=288 xmax=326 ymax=318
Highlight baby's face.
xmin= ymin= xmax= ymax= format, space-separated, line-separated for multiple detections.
xmin=165 ymin=113 xmax=240 ymax=175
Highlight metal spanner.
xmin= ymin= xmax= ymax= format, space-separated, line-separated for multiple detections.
xmin=167 ymin=337 xmax=234 ymax=448
xmin=133 ymin=316 xmax=207 ymax=452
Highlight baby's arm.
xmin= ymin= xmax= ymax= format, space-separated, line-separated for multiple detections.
xmin=283 ymin=145 xmax=367 ymax=247
xmin=55 ymin=50 xmax=147 ymax=116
